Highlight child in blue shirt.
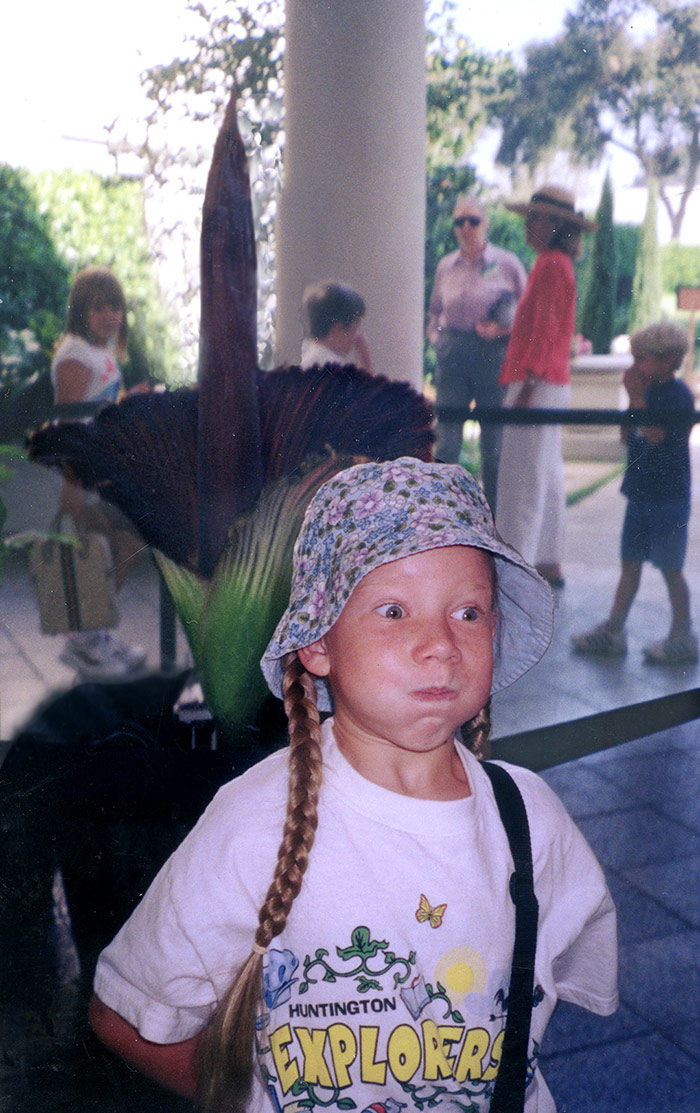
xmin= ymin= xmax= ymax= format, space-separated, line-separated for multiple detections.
xmin=573 ymin=321 xmax=697 ymax=664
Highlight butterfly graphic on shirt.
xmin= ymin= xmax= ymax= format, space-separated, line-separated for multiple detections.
xmin=415 ymin=893 xmax=447 ymax=928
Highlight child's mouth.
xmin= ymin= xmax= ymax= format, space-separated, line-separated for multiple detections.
xmin=412 ymin=687 xmax=458 ymax=701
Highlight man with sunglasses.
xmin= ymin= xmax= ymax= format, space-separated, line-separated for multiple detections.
xmin=427 ymin=197 xmax=527 ymax=512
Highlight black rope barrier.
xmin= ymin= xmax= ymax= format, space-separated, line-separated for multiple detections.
xmin=435 ymin=405 xmax=699 ymax=428
xmin=491 ymin=686 xmax=700 ymax=772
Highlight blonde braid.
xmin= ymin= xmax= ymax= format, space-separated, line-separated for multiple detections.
xmin=463 ymin=699 xmax=492 ymax=760
xmin=198 ymin=652 xmax=324 ymax=1113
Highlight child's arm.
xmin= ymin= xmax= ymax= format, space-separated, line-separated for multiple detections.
xmin=54 ymin=359 xmax=92 ymax=405
xmin=622 ymin=366 xmax=664 ymax=443
xmin=622 ymin=365 xmax=647 ymax=408
xmin=88 ymin=994 xmax=201 ymax=1100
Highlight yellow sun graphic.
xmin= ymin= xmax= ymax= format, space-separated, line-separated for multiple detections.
xmin=435 ymin=946 xmax=488 ymax=1006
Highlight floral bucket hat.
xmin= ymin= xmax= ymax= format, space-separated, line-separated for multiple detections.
xmin=261 ymin=457 xmax=553 ymax=710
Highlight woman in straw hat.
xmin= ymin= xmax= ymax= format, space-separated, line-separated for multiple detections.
xmin=494 ymin=185 xmax=595 ymax=588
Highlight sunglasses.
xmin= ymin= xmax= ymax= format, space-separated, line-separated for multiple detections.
xmin=453 ymin=215 xmax=482 ymax=228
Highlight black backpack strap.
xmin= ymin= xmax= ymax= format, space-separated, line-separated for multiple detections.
xmin=481 ymin=761 xmax=539 ymax=1113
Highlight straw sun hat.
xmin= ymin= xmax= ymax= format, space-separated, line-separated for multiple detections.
xmin=505 ymin=184 xmax=597 ymax=232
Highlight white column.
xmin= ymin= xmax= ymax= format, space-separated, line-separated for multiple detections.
xmin=275 ymin=0 xmax=426 ymax=389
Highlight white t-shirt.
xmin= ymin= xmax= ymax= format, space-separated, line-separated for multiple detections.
xmin=94 ymin=721 xmax=617 ymax=1112
xmin=51 ymin=334 xmax=122 ymax=404
xmin=300 ymin=337 xmax=366 ymax=370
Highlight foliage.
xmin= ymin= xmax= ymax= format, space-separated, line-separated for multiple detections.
xmin=579 ymin=174 xmax=617 ymax=353
xmin=662 ymin=243 xmax=700 ymax=294
xmin=109 ymin=0 xmax=284 ymax=375
xmin=495 ymin=0 xmax=700 ymax=239
xmin=0 ymin=164 xmax=70 ymax=419
xmin=0 ymin=165 xmax=70 ymax=337
xmin=0 ymin=446 xmax=33 ymax=579
xmin=425 ymin=4 xmax=517 ymax=167
xmin=162 ymin=455 xmax=355 ymax=736
xmin=612 ymin=222 xmax=640 ymax=335
xmin=629 ymin=178 xmax=662 ymax=331
xmin=486 ymin=210 xmax=534 ymax=270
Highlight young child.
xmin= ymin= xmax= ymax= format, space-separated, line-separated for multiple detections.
xmin=572 ymin=321 xmax=697 ymax=664
xmin=51 ymin=266 xmax=148 ymax=681
xmin=89 ymin=458 xmax=618 ymax=1112
xmin=300 ymin=281 xmax=374 ymax=373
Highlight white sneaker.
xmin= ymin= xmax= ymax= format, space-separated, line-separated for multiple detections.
xmin=571 ymin=622 xmax=627 ymax=657
xmin=60 ymin=631 xmax=147 ymax=681
xmin=644 ymin=633 xmax=699 ymax=666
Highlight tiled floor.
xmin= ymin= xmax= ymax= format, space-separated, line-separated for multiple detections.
xmin=538 ymin=723 xmax=700 ymax=1110
xmin=2 ymin=451 xmax=700 ymax=1110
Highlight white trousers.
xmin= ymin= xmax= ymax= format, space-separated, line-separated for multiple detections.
xmin=495 ymin=380 xmax=570 ymax=566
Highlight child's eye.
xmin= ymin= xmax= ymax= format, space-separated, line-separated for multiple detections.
xmin=452 ymin=606 xmax=481 ymax=621
xmin=377 ymin=603 xmax=405 ymax=619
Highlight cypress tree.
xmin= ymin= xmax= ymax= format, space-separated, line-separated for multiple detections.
xmin=579 ymin=174 xmax=617 ymax=353
xmin=629 ymin=178 xmax=662 ymax=332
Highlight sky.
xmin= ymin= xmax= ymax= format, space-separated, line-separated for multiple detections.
xmin=3 ymin=0 xmax=576 ymax=175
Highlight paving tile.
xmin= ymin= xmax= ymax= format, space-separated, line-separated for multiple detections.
xmin=592 ymin=751 xmax=700 ymax=829
xmin=1 ymin=680 xmax=56 ymax=741
xmin=540 ymin=999 xmax=650 ymax=1056
xmin=540 ymin=1032 xmax=700 ymax=1112
xmin=605 ymin=871 xmax=695 ymax=945
xmin=621 ymin=856 xmax=700 ymax=929
xmin=576 ymin=807 xmax=700 ymax=870
xmin=1 ymin=647 xmax=55 ymax=685
xmin=540 ymin=763 xmax=631 ymax=819
xmin=618 ymin=931 xmax=700 ymax=1060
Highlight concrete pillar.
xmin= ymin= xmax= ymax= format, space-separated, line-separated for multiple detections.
xmin=275 ymin=0 xmax=426 ymax=388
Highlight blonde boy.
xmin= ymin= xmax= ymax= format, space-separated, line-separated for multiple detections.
xmin=573 ymin=321 xmax=697 ymax=663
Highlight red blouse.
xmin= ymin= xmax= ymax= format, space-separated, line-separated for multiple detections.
xmin=499 ymin=250 xmax=576 ymax=386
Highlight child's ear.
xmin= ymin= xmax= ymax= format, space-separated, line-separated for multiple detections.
xmin=298 ymin=638 xmax=332 ymax=678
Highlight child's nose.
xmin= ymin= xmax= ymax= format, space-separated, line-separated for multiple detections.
xmin=414 ymin=616 xmax=461 ymax=661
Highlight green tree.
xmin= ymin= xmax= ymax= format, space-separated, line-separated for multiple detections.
xmin=496 ymin=0 xmax=700 ymax=240
xmin=425 ymin=4 xmax=516 ymax=168
xmin=579 ymin=174 xmax=617 ymax=353
xmin=661 ymin=242 xmax=700 ymax=293
xmin=0 ymin=165 xmax=71 ymax=438
xmin=0 ymin=164 xmax=69 ymax=356
xmin=629 ymin=178 xmax=662 ymax=331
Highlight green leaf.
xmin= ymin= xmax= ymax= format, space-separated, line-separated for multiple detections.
xmin=350 ymin=926 xmax=371 ymax=951
xmin=154 ymin=551 xmax=209 ymax=668
xmin=197 ymin=454 xmax=357 ymax=738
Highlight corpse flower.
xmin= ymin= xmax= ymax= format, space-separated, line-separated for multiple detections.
xmin=29 ymin=90 xmax=434 ymax=740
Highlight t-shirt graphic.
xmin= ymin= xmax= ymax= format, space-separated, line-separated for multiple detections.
xmin=257 ymin=913 xmax=544 ymax=1113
